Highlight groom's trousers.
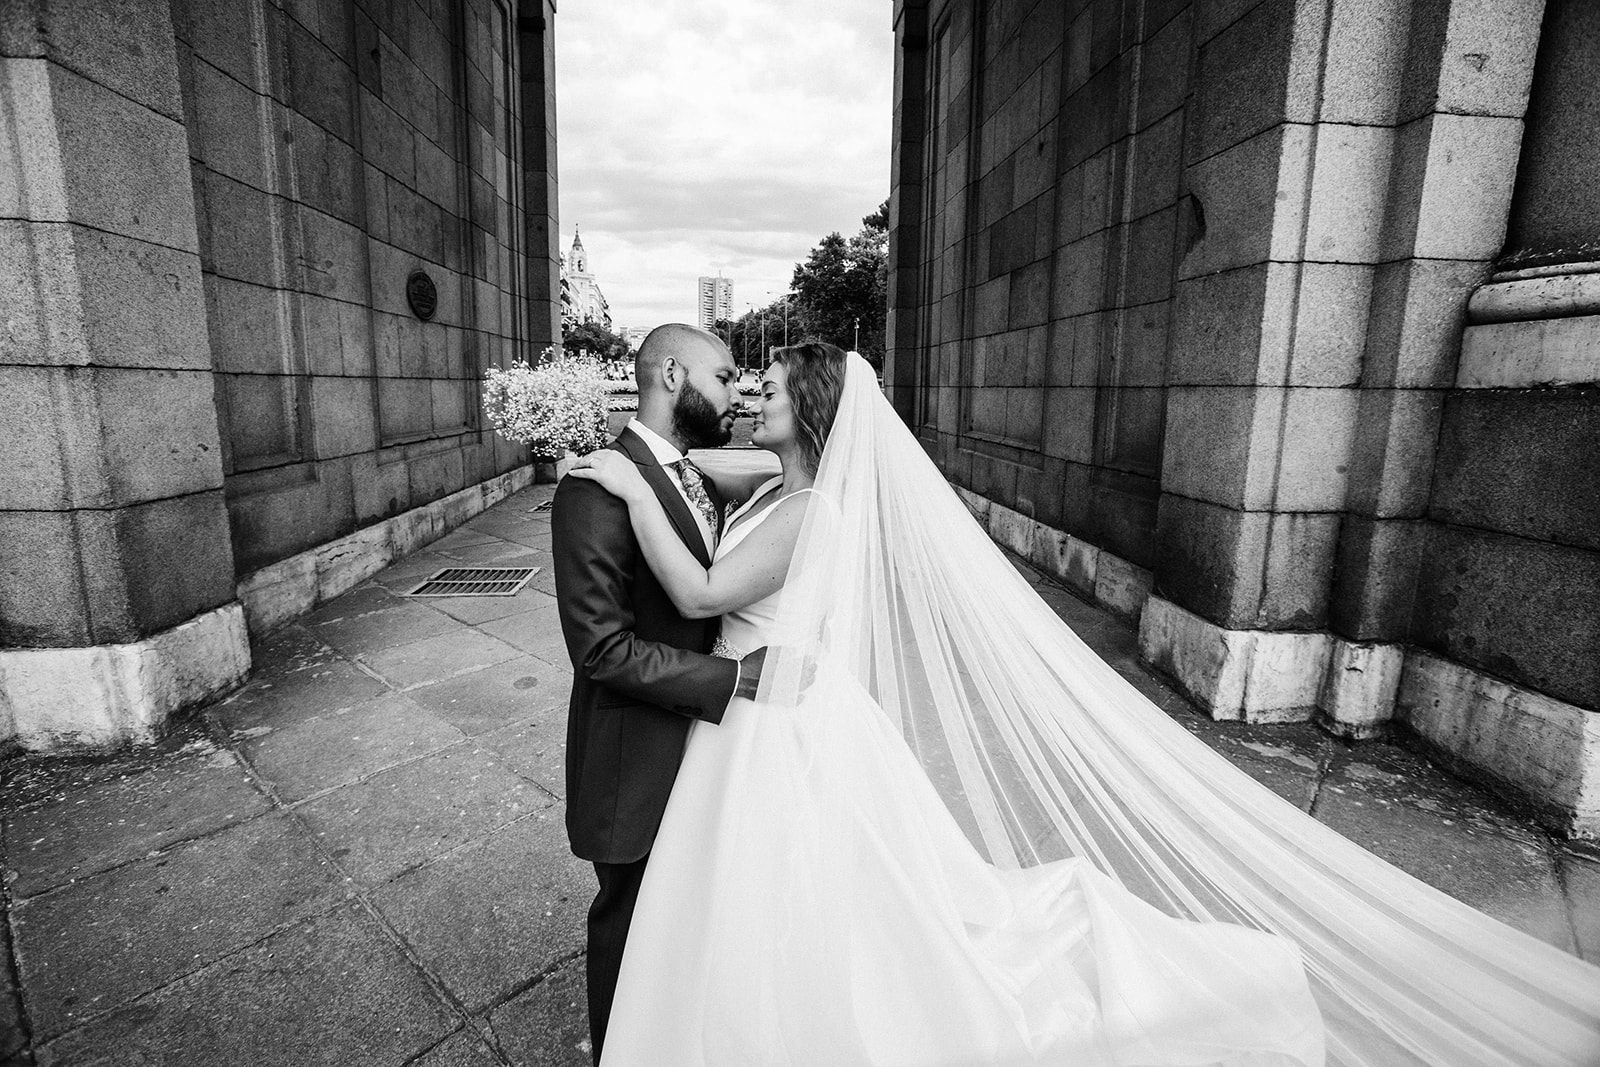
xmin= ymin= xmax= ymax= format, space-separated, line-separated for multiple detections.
xmin=587 ymin=855 xmax=649 ymax=1061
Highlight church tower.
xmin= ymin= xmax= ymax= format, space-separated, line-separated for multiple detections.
xmin=569 ymin=228 xmax=587 ymax=274
xmin=560 ymin=226 xmax=610 ymax=330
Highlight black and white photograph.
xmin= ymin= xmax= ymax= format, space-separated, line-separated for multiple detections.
xmin=1 ymin=0 xmax=1597 ymax=1064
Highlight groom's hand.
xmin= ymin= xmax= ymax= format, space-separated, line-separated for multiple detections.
xmin=733 ymin=646 xmax=818 ymax=701
xmin=733 ymin=646 xmax=767 ymax=700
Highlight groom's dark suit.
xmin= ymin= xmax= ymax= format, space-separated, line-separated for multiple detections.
xmin=551 ymin=424 xmax=739 ymax=1059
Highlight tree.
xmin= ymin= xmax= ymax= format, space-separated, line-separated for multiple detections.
xmin=562 ymin=319 xmax=630 ymax=361
xmin=789 ymin=199 xmax=889 ymax=369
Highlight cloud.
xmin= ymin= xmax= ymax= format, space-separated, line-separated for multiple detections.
xmin=554 ymin=0 xmax=893 ymax=329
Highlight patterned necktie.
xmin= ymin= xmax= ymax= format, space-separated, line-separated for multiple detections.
xmin=673 ymin=458 xmax=719 ymax=537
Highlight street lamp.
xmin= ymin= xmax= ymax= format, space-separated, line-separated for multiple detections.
xmin=853 ymin=317 xmax=860 ymax=352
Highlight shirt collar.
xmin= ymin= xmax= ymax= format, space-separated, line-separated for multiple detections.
xmin=625 ymin=419 xmax=685 ymax=468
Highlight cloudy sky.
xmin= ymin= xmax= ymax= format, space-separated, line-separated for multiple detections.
xmin=554 ymin=1 xmax=894 ymax=331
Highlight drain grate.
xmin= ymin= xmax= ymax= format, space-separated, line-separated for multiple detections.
xmin=405 ymin=567 xmax=539 ymax=597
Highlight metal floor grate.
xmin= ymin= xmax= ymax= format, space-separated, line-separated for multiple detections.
xmin=405 ymin=566 xmax=539 ymax=597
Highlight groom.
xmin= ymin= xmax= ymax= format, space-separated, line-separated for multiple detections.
xmin=551 ymin=323 xmax=766 ymax=1060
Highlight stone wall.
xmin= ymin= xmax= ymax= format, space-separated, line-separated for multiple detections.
xmin=173 ymin=0 xmax=556 ymax=577
xmin=0 ymin=0 xmax=559 ymax=750
xmin=889 ymin=0 xmax=1600 ymax=834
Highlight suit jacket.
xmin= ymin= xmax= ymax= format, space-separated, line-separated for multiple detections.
xmin=551 ymin=426 xmax=739 ymax=864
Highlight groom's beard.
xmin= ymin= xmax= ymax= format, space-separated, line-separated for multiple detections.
xmin=673 ymin=381 xmax=733 ymax=449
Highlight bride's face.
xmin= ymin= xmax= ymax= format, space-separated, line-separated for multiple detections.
xmin=750 ymin=362 xmax=795 ymax=452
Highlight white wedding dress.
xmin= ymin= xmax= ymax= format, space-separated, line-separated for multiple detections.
xmin=601 ymin=478 xmax=1324 ymax=1066
xmin=601 ymin=355 xmax=1599 ymax=1066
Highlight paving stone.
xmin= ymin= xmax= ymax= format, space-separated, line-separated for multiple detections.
xmin=435 ymin=540 xmax=546 ymax=568
xmin=476 ymin=603 xmax=566 ymax=660
xmin=369 ymin=549 xmax=464 ymax=591
xmin=370 ymin=811 xmax=588 ymax=1012
xmin=475 ymin=523 xmax=554 ymax=552
xmin=294 ymin=745 xmax=549 ymax=885
xmin=4 ymin=746 xmax=270 ymax=897
xmin=412 ymin=1028 xmax=505 ymax=1067
xmin=211 ymin=627 xmax=388 ymax=737
xmin=34 ymin=904 xmax=456 ymax=1067
xmin=432 ymin=527 xmax=503 ymax=552
xmin=484 ymin=957 xmax=591 ymax=1067
xmin=312 ymin=601 xmax=464 ymax=657
xmin=1557 ymin=848 xmax=1600 ymax=965
xmin=1313 ymin=747 xmax=1573 ymax=950
xmin=240 ymin=692 xmax=466 ymax=802
xmin=407 ymin=656 xmax=569 ymax=737
xmin=475 ymin=714 xmax=567 ymax=801
xmin=12 ymin=813 xmax=345 ymax=1038
xmin=356 ymin=628 xmax=523 ymax=690
xmin=303 ymin=583 xmax=406 ymax=625
xmin=426 ymin=587 xmax=554 ymax=627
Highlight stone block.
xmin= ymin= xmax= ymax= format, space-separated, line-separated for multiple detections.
xmin=286 ymin=17 xmax=354 ymax=144
xmin=70 ymin=225 xmax=211 ymax=370
xmin=1124 ymin=206 xmax=1176 ymax=306
xmin=1458 ymin=314 xmax=1600 ymax=389
xmin=1180 ymin=125 xmax=1308 ymax=280
xmin=98 ymin=367 xmax=227 ymax=503
xmin=293 ymin=745 xmax=543 ymax=885
xmin=1167 ymin=265 xmax=1268 ymax=385
xmin=190 ymin=57 xmax=268 ymax=189
xmin=1042 ymin=387 xmax=1095 ymax=463
xmin=36 ymin=904 xmax=457 ymax=1066
xmin=1317 ymin=0 xmax=1409 ymax=124
xmin=975 ymin=274 xmax=1010 ymax=335
xmin=1303 ymin=123 xmax=1394 ymax=264
xmin=1137 ymin=594 xmax=1330 ymax=722
xmin=987 ymin=498 xmax=1036 ymax=560
xmin=1158 ymin=387 xmax=1259 ymax=508
xmin=1343 ymin=387 xmax=1443 ymax=518
xmin=172 ymin=0 xmax=258 ymax=85
xmin=1093 ymin=549 xmax=1153 ymax=620
xmin=199 ymin=171 xmax=282 ymax=287
xmin=219 ymin=372 xmax=302 ymax=466
xmin=1273 ymin=261 xmax=1371 ymax=386
xmin=0 ymin=365 xmax=100 ymax=510
xmin=1136 ymin=8 xmax=1191 ymax=129
xmin=1007 ymin=258 xmax=1051 ymax=330
xmin=1050 ymin=231 xmax=1106 ymax=318
xmin=292 ymin=109 xmax=363 ymax=225
xmin=0 ymin=60 xmax=70 ymax=222
xmin=1152 ymin=492 xmax=1250 ymax=625
xmin=1363 ymin=258 xmax=1482 ymax=388
xmin=1397 ymin=648 xmax=1600 ymax=838
xmin=1328 ymin=515 xmax=1423 ymax=642
xmin=360 ymin=94 xmax=416 ymax=184
xmin=0 ymin=601 xmax=249 ymax=751
xmin=1430 ymin=390 xmax=1600 ymax=551
xmin=1189 ymin=0 xmax=1296 ymax=160
xmin=51 ymin=63 xmax=198 ymax=251
xmin=371 ymin=811 xmax=586 ymax=1012
xmin=1256 ymin=510 xmax=1339 ymax=628
xmin=0 ymin=221 xmax=84 ymax=366
xmin=1264 ymin=386 xmax=1359 ymax=512
xmin=0 ymin=510 xmax=97 ymax=646
xmin=297 ymin=204 xmax=369 ymax=304
xmin=312 ymin=374 xmax=377 ymax=458
xmin=11 ymin=812 xmax=341 ymax=1037
xmin=115 ymin=490 xmax=236 ymax=632
xmin=1384 ymin=113 xmax=1522 ymax=263
xmin=204 ymin=275 xmax=290 ymax=375
xmin=1128 ymin=112 xmax=1182 ymax=224
xmin=1317 ymin=637 xmax=1403 ymax=739
xmin=1412 ymin=523 xmax=1600 ymax=711
xmin=33 ymin=0 xmax=184 ymax=119
xmin=1432 ymin=0 xmax=1543 ymax=119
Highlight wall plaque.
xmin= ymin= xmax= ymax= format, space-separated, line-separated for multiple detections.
xmin=406 ymin=270 xmax=438 ymax=321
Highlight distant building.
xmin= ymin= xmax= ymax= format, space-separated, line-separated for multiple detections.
xmin=620 ymin=326 xmax=651 ymax=352
xmin=698 ymin=274 xmax=734 ymax=330
xmin=562 ymin=229 xmax=611 ymax=330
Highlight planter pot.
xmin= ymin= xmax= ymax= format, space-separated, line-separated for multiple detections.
xmin=534 ymin=450 xmax=579 ymax=484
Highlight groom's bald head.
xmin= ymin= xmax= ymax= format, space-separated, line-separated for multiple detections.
xmin=635 ymin=323 xmax=727 ymax=390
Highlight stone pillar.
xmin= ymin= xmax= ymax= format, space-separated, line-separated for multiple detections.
xmin=1140 ymin=0 xmax=1544 ymax=728
xmin=886 ymin=0 xmax=929 ymax=426
xmin=518 ymin=0 xmax=561 ymax=355
xmin=0 ymin=0 xmax=246 ymax=751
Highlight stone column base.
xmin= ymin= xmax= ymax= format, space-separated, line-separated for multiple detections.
xmin=0 ymin=602 xmax=250 ymax=753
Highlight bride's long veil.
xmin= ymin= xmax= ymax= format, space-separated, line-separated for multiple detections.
xmin=755 ymin=353 xmax=1600 ymax=1066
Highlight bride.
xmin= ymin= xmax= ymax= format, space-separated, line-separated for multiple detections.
xmin=567 ymin=342 xmax=1600 ymax=1066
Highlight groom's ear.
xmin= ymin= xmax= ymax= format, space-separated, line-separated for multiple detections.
xmin=659 ymin=356 xmax=680 ymax=392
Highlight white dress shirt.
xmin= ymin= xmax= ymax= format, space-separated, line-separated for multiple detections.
xmin=625 ymin=419 xmax=716 ymax=556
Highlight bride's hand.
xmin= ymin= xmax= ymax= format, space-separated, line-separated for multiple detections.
xmin=565 ymin=450 xmax=651 ymax=504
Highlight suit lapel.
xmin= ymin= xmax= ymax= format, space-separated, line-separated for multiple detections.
xmin=615 ymin=427 xmax=714 ymax=568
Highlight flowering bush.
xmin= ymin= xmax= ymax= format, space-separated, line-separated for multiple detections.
xmin=483 ymin=349 xmax=610 ymax=460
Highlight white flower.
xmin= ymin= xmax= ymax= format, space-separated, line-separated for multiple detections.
xmin=482 ymin=348 xmax=611 ymax=460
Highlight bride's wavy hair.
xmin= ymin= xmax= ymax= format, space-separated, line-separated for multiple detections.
xmin=768 ymin=341 xmax=848 ymax=477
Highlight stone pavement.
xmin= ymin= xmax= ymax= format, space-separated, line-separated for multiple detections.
xmin=2 ymin=461 xmax=1596 ymax=1067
